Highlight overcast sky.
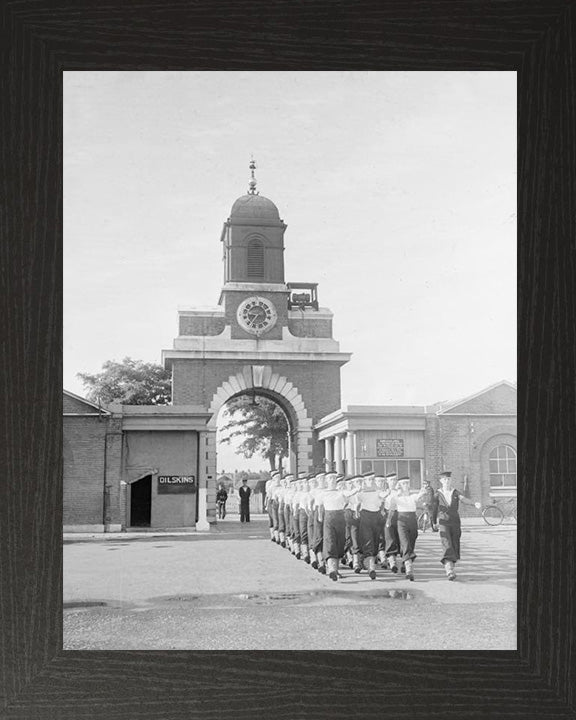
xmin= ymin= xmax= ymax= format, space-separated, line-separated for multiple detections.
xmin=64 ymin=71 xmax=516 ymax=472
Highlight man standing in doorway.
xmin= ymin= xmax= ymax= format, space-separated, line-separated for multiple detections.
xmin=239 ymin=477 xmax=252 ymax=523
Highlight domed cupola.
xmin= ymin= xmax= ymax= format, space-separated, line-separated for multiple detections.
xmin=221 ymin=160 xmax=287 ymax=284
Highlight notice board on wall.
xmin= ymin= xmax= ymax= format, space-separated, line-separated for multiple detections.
xmin=157 ymin=476 xmax=196 ymax=494
xmin=376 ymin=439 xmax=405 ymax=457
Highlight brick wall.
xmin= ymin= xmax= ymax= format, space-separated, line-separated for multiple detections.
xmin=447 ymin=384 xmax=516 ymax=415
xmin=172 ymin=358 xmax=342 ymax=423
xmin=63 ymin=416 xmax=108 ymax=525
xmin=424 ymin=413 xmax=517 ymax=515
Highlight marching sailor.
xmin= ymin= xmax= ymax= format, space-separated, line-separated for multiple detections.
xmin=297 ymin=475 xmax=311 ymax=563
xmin=277 ymin=476 xmax=290 ymax=547
xmin=318 ymin=473 xmax=349 ymax=581
xmin=431 ymin=471 xmax=481 ymax=580
xmin=265 ymin=471 xmax=281 ymax=541
xmin=357 ymin=472 xmax=387 ymax=580
xmin=283 ymin=476 xmax=295 ymax=552
xmin=387 ymin=477 xmax=426 ymax=581
xmin=343 ymin=476 xmax=362 ymax=572
xmin=382 ymin=473 xmax=401 ymax=571
xmin=310 ymin=473 xmax=327 ymax=573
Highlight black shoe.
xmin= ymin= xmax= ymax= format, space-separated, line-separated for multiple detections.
xmin=281 ymin=542 xmax=286 ymax=548
xmin=348 ymin=561 xmax=353 ymax=569
xmin=311 ymin=560 xmax=318 ymax=569
xmin=354 ymin=567 xmax=362 ymax=574
xmin=319 ymin=566 xmax=326 ymax=575
xmin=448 ymin=572 xmax=456 ymax=581
xmin=329 ymin=571 xmax=338 ymax=581
xmin=304 ymin=556 xmax=310 ymax=564
xmin=296 ymin=553 xmax=301 ymax=560
xmin=407 ymin=573 xmax=414 ymax=582
xmin=391 ymin=566 xmax=398 ymax=574
xmin=401 ymin=565 xmax=406 ymax=574
xmin=369 ymin=570 xmax=376 ymax=580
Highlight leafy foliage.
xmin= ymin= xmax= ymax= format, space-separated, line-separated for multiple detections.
xmin=77 ymin=357 xmax=172 ymax=406
xmin=219 ymin=395 xmax=289 ymax=470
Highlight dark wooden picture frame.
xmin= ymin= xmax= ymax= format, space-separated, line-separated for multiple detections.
xmin=1 ymin=1 xmax=574 ymax=717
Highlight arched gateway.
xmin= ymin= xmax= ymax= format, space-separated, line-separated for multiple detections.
xmin=162 ymin=166 xmax=351 ymax=524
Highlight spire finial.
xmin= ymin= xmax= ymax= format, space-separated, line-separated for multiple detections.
xmin=248 ymin=156 xmax=258 ymax=195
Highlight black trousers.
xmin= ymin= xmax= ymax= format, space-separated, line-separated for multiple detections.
xmin=307 ymin=510 xmax=315 ymax=549
xmin=359 ymin=509 xmax=381 ymax=557
xmin=271 ymin=500 xmax=279 ymax=530
xmin=298 ymin=509 xmax=309 ymax=545
xmin=323 ymin=510 xmax=346 ymax=560
xmin=384 ymin=510 xmax=401 ymax=556
xmin=240 ymin=501 xmax=250 ymax=522
xmin=344 ymin=508 xmax=361 ymax=555
xmin=397 ymin=512 xmax=418 ymax=561
xmin=439 ymin=521 xmax=461 ymax=564
xmin=284 ymin=505 xmax=292 ymax=536
xmin=312 ymin=514 xmax=324 ymax=553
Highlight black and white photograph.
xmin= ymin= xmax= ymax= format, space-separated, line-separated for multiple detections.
xmin=63 ymin=70 xmax=516 ymax=651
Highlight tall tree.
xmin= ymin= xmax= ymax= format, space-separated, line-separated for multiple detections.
xmin=219 ymin=395 xmax=289 ymax=471
xmin=77 ymin=357 xmax=171 ymax=406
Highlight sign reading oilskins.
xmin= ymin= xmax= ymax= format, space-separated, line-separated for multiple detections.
xmin=157 ymin=476 xmax=196 ymax=494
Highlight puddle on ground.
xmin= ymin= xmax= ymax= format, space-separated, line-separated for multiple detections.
xmin=156 ymin=589 xmax=415 ymax=608
xmin=64 ymin=589 xmax=416 ymax=614
xmin=63 ymin=601 xmax=108 ymax=609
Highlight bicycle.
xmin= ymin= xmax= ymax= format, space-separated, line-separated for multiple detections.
xmin=481 ymin=498 xmax=517 ymax=526
xmin=417 ymin=508 xmax=436 ymax=532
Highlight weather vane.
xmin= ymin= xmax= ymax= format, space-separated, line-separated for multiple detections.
xmin=248 ymin=157 xmax=258 ymax=195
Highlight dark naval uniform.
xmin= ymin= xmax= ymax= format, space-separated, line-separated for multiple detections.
xmin=239 ymin=482 xmax=252 ymax=523
xmin=432 ymin=488 xmax=463 ymax=564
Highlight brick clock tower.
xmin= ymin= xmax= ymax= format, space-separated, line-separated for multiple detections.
xmin=162 ymin=162 xmax=350 ymax=521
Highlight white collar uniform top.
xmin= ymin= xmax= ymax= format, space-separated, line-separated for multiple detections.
xmin=394 ymin=494 xmax=418 ymax=513
xmin=320 ymin=489 xmax=348 ymax=511
xmin=357 ymin=490 xmax=385 ymax=512
xmin=384 ymin=490 xmax=397 ymax=510
xmin=299 ymin=490 xmax=311 ymax=511
xmin=291 ymin=490 xmax=302 ymax=508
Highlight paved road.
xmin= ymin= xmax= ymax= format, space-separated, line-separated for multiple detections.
xmin=63 ymin=515 xmax=516 ymax=650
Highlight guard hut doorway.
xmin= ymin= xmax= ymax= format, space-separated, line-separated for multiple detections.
xmin=130 ymin=474 xmax=152 ymax=527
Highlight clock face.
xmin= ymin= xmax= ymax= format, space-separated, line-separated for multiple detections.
xmin=237 ymin=296 xmax=278 ymax=335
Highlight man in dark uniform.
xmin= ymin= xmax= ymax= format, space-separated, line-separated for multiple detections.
xmin=239 ymin=477 xmax=252 ymax=523
xmin=431 ymin=470 xmax=480 ymax=580
xmin=216 ymin=484 xmax=228 ymax=519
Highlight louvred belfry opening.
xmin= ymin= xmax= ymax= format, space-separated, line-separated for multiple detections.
xmin=247 ymin=239 xmax=264 ymax=279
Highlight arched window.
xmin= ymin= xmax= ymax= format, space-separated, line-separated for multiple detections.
xmin=489 ymin=445 xmax=517 ymax=488
xmin=247 ymin=239 xmax=264 ymax=279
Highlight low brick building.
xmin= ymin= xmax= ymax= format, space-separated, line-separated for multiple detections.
xmin=63 ymin=390 xmax=211 ymax=532
xmin=315 ymin=381 xmax=517 ymax=510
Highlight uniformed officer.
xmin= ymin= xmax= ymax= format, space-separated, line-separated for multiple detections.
xmin=431 ymin=471 xmax=481 ymax=580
